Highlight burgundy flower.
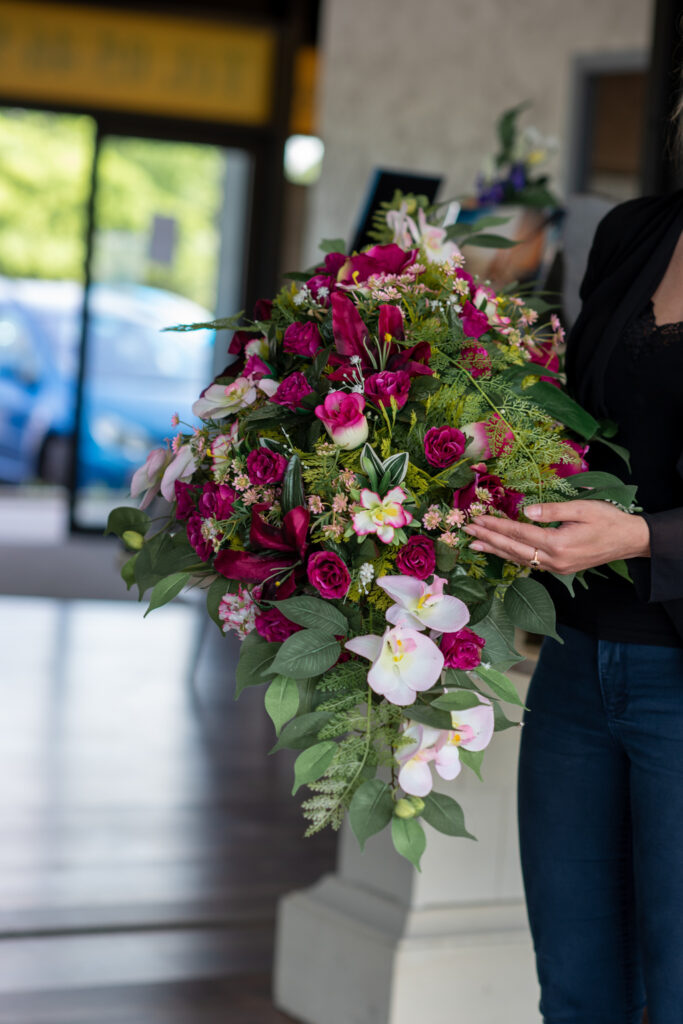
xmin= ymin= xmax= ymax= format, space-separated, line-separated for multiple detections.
xmin=323 ymin=251 xmax=346 ymax=276
xmin=440 ymin=628 xmax=486 ymax=670
xmin=214 ymin=505 xmax=309 ymax=588
xmin=378 ymin=304 xmax=404 ymax=342
xmin=453 ymin=462 xmax=523 ymax=520
xmin=395 ymin=535 xmax=436 ymax=580
xmin=246 ymin=448 xmax=288 ymax=486
xmin=305 ymin=273 xmax=336 ymax=306
xmin=551 ymin=440 xmax=589 ymax=479
xmin=243 ymin=354 xmax=270 ymax=379
xmin=283 ymin=321 xmax=322 ymax=358
xmin=386 ymin=341 xmax=433 ymax=378
xmin=198 ymin=481 xmax=236 ymax=521
xmin=186 ymin=514 xmax=213 ymax=562
xmin=175 ymin=480 xmax=200 ymax=522
xmin=331 ymin=291 xmax=369 ymax=359
xmin=424 ymin=426 xmax=467 ymax=468
xmin=337 ymin=244 xmax=418 ymax=285
xmin=255 ymin=606 xmax=302 ymax=643
xmin=461 ymin=345 xmax=492 ymax=378
xmin=271 ymin=372 xmax=314 ymax=410
xmin=461 ymin=300 xmax=490 ymax=339
xmin=228 ymin=329 xmax=252 ymax=356
xmin=253 ymin=298 xmax=273 ymax=321
xmin=364 ymin=370 xmax=411 ymax=409
xmin=307 ymin=550 xmax=351 ymax=599
xmin=528 ymin=340 xmax=560 ymax=385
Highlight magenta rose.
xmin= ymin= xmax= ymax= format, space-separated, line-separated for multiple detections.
xmin=364 ymin=370 xmax=411 ymax=410
xmin=283 ymin=321 xmax=322 ymax=358
xmin=175 ymin=480 xmax=200 ymax=522
xmin=461 ymin=345 xmax=492 ymax=378
xmin=255 ymin=606 xmax=302 ymax=643
xmin=461 ymin=300 xmax=489 ymax=339
xmin=395 ymin=535 xmax=436 ymax=580
xmin=307 ymin=550 xmax=351 ymax=599
xmin=315 ymin=391 xmax=368 ymax=450
xmin=198 ymin=481 xmax=236 ymax=521
xmin=246 ymin=448 xmax=287 ymax=486
xmin=271 ymin=372 xmax=314 ymax=410
xmin=424 ymin=425 xmax=467 ymax=468
xmin=453 ymin=462 xmax=523 ymax=520
xmin=440 ymin=628 xmax=486 ymax=670
xmin=186 ymin=513 xmax=213 ymax=562
xmin=551 ymin=439 xmax=589 ymax=479
xmin=242 ymin=354 xmax=270 ymax=379
xmin=337 ymin=243 xmax=418 ymax=285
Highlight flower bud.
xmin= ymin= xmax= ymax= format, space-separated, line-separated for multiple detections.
xmin=394 ymin=798 xmax=418 ymax=819
xmin=122 ymin=530 xmax=144 ymax=550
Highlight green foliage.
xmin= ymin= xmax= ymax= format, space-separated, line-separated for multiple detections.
xmin=276 ymin=596 xmax=348 ymax=636
xmin=348 ymin=779 xmax=394 ymax=849
xmin=270 ymin=629 xmax=341 ymax=680
xmin=234 ymin=634 xmax=281 ymax=699
xmin=422 ymin=792 xmax=476 ymax=839
xmin=292 ymin=741 xmax=339 ymax=795
xmin=503 ymin=576 xmax=561 ymax=641
xmin=391 ymin=816 xmax=427 ymax=870
xmin=264 ymin=675 xmax=300 ymax=736
xmin=144 ymin=572 xmax=191 ymax=617
xmin=472 ymin=598 xmax=521 ymax=670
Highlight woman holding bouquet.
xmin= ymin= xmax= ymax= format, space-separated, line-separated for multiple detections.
xmin=462 ymin=175 xmax=683 ymax=1021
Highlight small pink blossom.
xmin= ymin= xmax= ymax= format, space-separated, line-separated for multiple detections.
xmin=332 ymin=494 xmax=348 ymax=514
xmin=307 ymin=495 xmax=325 ymax=514
xmin=440 ymin=531 xmax=459 ymax=547
xmin=445 ymin=508 xmax=465 ymax=527
xmin=218 ymin=586 xmax=257 ymax=640
xmin=422 ymin=505 xmax=442 ymax=530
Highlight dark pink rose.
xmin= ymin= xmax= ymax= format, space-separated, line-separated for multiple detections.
xmin=199 ymin=481 xmax=236 ymax=521
xmin=228 ymin=329 xmax=252 ymax=355
xmin=255 ymin=606 xmax=302 ymax=643
xmin=186 ymin=513 xmax=213 ymax=562
xmin=424 ymin=426 xmax=467 ymax=468
xmin=453 ymin=462 xmax=523 ymax=520
xmin=271 ymin=372 xmax=314 ymax=410
xmin=440 ymin=628 xmax=486 ymax=670
xmin=246 ymin=448 xmax=288 ymax=486
xmin=461 ymin=300 xmax=490 ymax=339
xmin=307 ymin=550 xmax=351 ymax=599
xmin=337 ymin=244 xmax=418 ymax=285
xmin=378 ymin=304 xmax=404 ymax=342
xmin=315 ymin=391 xmax=368 ymax=449
xmin=364 ymin=370 xmax=411 ymax=409
xmin=253 ymin=298 xmax=273 ymax=321
xmin=305 ymin=273 xmax=336 ymax=306
xmin=387 ymin=341 xmax=433 ymax=377
xmin=461 ymin=345 xmax=492 ymax=378
xmin=499 ymin=488 xmax=524 ymax=520
xmin=395 ymin=535 xmax=436 ymax=580
xmin=528 ymin=340 xmax=560 ymax=386
xmin=175 ymin=480 xmax=199 ymax=522
xmin=552 ymin=440 xmax=589 ymax=478
xmin=243 ymin=354 xmax=270 ymax=379
xmin=283 ymin=321 xmax=322 ymax=358
xmin=323 ymin=252 xmax=346 ymax=275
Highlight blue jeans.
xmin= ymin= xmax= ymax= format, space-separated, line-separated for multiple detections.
xmin=518 ymin=625 xmax=683 ymax=1024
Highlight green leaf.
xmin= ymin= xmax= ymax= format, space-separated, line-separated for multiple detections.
xmin=105 ymin=506 xmax=151 ymax=539
xmin=120 ymin=553 xmax=138 ymax=590
xmin=270 ymin=628 xmax=341 ymax=680
xmin=404 ymin=703 xmax=453 ymax=730
xmin=292 ymin=741 xmax=338 ymax=794
xmin=349 ymin=779 xmax=394 ymax=850
xmin=264 ymin=675 xmax=300 ymax=735
xmin=503 ymin=577 xmax=560 ymax=640
xmin=493 ymin=700 xmax=521 ymax=732
xmin=391 ymin=816 xmax=426 ymax=870
xmin=608 ymin=559 xmax=633 ymax=583
xmin=458 ymin=747 xmax=484 ymax=780
xmin=548 ymin=571 xmax=576 ymax=596
xmin=593 ymin=434 xmax=631 ymax=471
xmin=525 ymin=380 xmax=599 ymax=440
xmin=431 ymin=691 xmax=484 ymax=711
xmin=270 ymin=710 xmax=333 ymax=752
xmin=443 ymin=667 xmax=484 ymax=691
xmin=275 ymin=596 xmax=348 ymax=636
xmin=206 ymin=575 xmax=228 ymax=628
xmin=475 ymin=663 xmax=524 ymax=707
xmin=422 ymin=792 xmax=476 ymax=839
xmin=144 ymin=572 xmax=190 ymax=617
xmin=471 ymin=601 xmax=521 ymax=670
xmin=320 ymin=237 xmax=347 ymax=254
xmin=435 ymin=541 xmax=458 ymax=573
xmin=235 ymin=633 xmax=281 ymax=698
xmin=281 ymin=453 xmax=305 ymax=515
xmin=462 ymin=232 xmax=519 ymax=249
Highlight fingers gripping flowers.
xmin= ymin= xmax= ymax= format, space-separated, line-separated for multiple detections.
xmin=115 ymin=189 xmax=628 ymax=867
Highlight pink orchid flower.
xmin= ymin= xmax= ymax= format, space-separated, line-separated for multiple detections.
xmin=192 ymin=374 xmax=275 ymax=420
xmin=160 ymin=445 xmax=197 ymax=502
xmin=345 ymin=625 xmax=444 ymax=706
xmin=130 ymin=447 xmax=172 ymax=509
xmin=352 ymin=487 xmax=412 ymax=543
xmin=397 ymin=703 xmax=494 ymax=796
xmin=405 ymin=205 xmax=462 ymax=264
xmin=377 ymin=574 xmax=470 ymax=634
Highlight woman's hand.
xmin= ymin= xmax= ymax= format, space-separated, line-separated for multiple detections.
xmin=462 ymin=500 xmax=651 ymax=574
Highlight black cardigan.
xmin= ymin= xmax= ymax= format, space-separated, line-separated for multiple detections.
xmin=565 ymin=188 xmax=683 ymax=634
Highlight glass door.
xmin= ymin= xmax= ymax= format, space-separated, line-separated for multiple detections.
xmin=71 ymin=134 xmax=251 ymax=530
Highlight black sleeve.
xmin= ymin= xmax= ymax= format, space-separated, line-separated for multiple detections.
xmin=641 ymin=509 xmax=683 ymax=602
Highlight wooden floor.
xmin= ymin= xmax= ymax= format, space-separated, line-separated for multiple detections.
xmin=0 ymin=596 xmax=336 ymax=1022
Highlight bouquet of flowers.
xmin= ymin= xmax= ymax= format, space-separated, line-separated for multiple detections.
xmin=108 ymin=195 xmax=633 ymax=869
xmin=474 ymin=102 xmax=559 ymax=209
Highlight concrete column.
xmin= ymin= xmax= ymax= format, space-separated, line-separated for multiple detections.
xmin=273 ymin=669 xmax=540 ymax=1024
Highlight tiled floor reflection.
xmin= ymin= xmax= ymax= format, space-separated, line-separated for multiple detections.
xmin=0 ymin=597 xmax=335 ymax=1021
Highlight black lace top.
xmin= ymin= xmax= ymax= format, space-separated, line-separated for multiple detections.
xmin=547 ymin=299 xmax=683 ymax=645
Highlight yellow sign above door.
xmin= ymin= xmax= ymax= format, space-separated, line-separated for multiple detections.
xmin=0 ymin=1 xmax=276 ymax=125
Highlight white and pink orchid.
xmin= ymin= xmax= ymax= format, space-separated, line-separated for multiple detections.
xmin=377 ymin=574 xmax=470 ymax=634
xmin=396 ymin=703 xmax=495 ymax=796
xmin=352 ymin=487 xmax=413 ymax=543
xmin=160 ymin=444 xmax=197 ymax=501
xmin=130 ymin=447 xmax=173 ymax=509
xmin=192 ymin=374 xmax=276 ymax=420
xmin=345 ymin=625 xmax=444 ymax=706
xmin=387 ymin=202 xmax=461 ymax=264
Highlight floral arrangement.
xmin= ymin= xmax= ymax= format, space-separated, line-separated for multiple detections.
xmin=474 ymin=102 xmax=559 ymax=209
xmin=108 ymin=195 xmax=633 ymax=869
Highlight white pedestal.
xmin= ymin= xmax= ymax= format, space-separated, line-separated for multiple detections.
xmin=273 ymin=670 xmax=541 ymax=1024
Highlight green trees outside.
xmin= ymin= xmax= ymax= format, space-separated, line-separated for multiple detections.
xmin=0 ymin=107 xmax=226 ymax=309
